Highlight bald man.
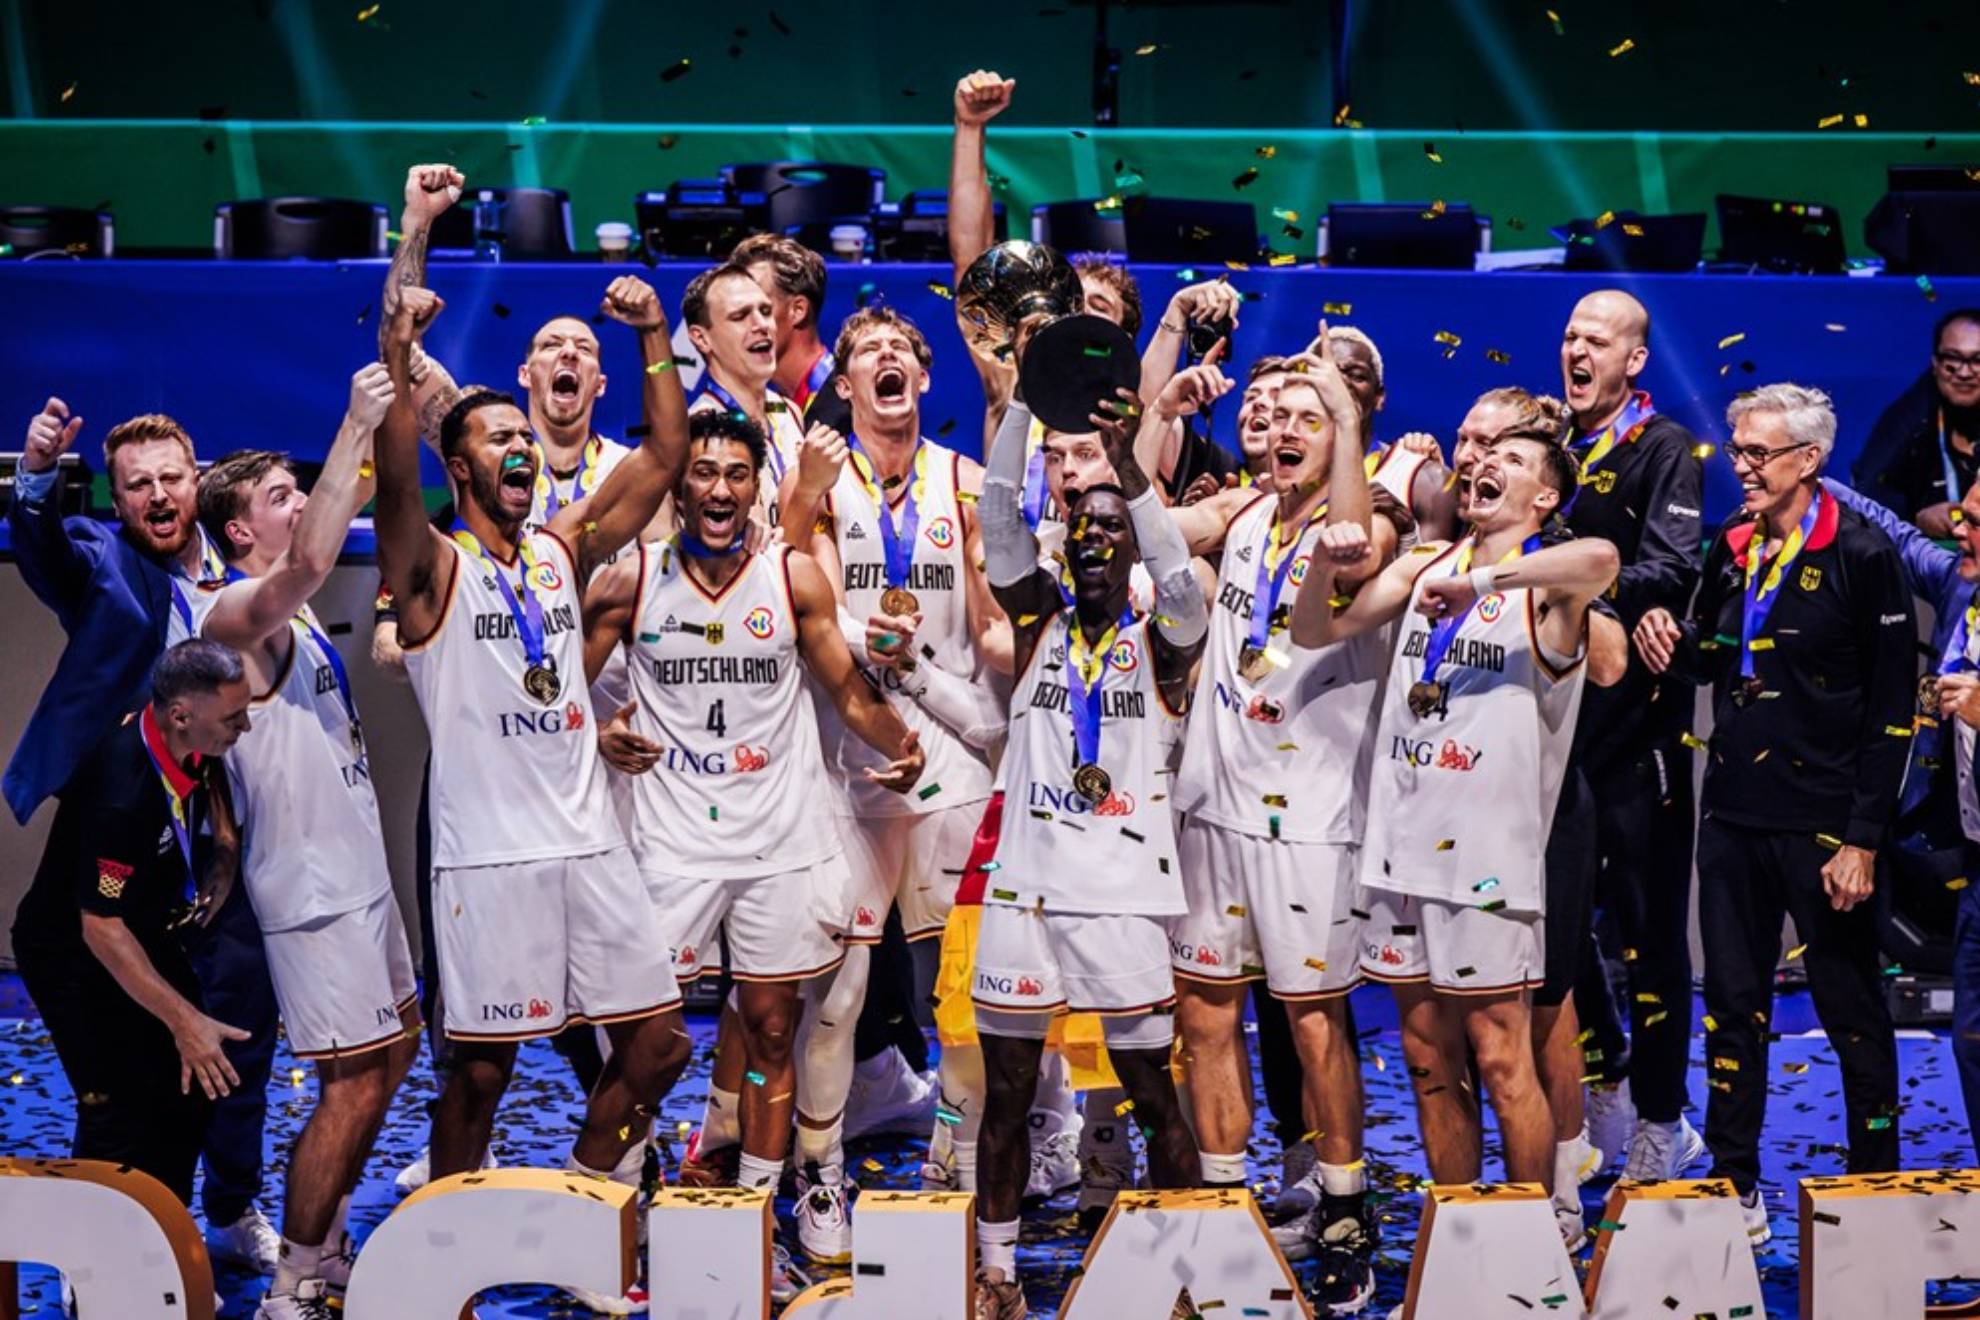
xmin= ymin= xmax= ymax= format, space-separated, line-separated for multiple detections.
xmin=1557 ymin=290 xmax=1706 ymax=1183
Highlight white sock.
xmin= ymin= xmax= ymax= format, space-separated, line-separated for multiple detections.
xmin=610 ymin=1139 xmax=647 ymax=1188
xmin=737 ymin=1152 xmax=783 ymax=1190
xmin=1199 ymin=1151 xmax=1248 ymax=1186
xmin=565 ymin=1152 xmax=611 ymax=1181
xmin=1553 ymin=1140 xmax=1580 ymax=1204
xmin=700 ymin=1085 xmax=742 ymax=1151
xmin=325 ymin=1192 xmax=353 ymax=1254
xmin=795 ymin=1123 xmax=844 ymax=1181
xmin=273 ymin=1237 xmax=322 ymax=1296
xmin=1028 ymin=1052 xmax=1077 ymax=1136
xmin=954 ymin=1139 xmax=978 ymax=1193
xmin=1318 ymin=1160 xmax=1365 ymax=1198
xmin=977 ymin=1217 xmax=1020 ymax=1278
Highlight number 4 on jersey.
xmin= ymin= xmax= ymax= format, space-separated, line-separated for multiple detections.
xmin=706 ymin=699 xmax=727 ymax=739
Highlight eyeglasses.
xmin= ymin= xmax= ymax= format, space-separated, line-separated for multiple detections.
xmin=1725 ymin=441 xmax=1813 ymax=469
xmin=1936 ymin=351 xmax=1980 ymax=376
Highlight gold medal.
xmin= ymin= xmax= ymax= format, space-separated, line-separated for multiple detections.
xmin=1406 ymin=680 xmax=1445 ymax=719
xmin=880 ymin=586 xmax=920 ymax=617
xmin=1920 ymin=674 xmax=1941 ymax=712
xmin=522 ymin=661 xmax=563 ymax=707
xmin=1238 ymin=643 xmax=1273 ymax=684
xmin=1731 ymin=674 xmax=1765 ymax=709
xmin=1072 ymin=762 xmax=1112 ymax=803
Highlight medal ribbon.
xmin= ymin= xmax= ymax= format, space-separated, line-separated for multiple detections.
xmin=1022 ymin=442 xmax=1050 ymax=530
xmin=451 ymin=522 xmax=550 ymax=674
xmin=1247 ymin=501 xmax=1325 ymax=653
xmin=1419 ymin=533 xmax=1541 ymax=687
xmin=293 ymin=606 xmax=362 ymax=749
xmin=794 ymin=349 xmax=836 ymax=412
xmin=1566 ymin=390 xmax=1654 ymax=483
xmin=139 ymin=705 xmax=199 ymax=884
xmin=846 ymin=434 xmax=926 ymax=595
xmin=697 ymin=375 xmax=788 ymax=483
xmin=1942 ymin=588 xmax=1980 ymax=678
xmin=1064 ymin=607 xmax=1135 ymax=775
xmin=535 ymin=435 xmax=604 ymax=523
xmin=1738 ymin=486 xmax=1824 ymax=679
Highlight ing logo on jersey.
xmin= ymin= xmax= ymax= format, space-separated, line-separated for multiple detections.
xmin=529 ymin=560 xmax=564 ymax=593
xmin=1288 ymin=556 xmax=1310 ymax=587
xmin=1108 ymin=638 xmax=1138 ymax=674
xmin=924 ymin=516 xmax=956 ymax=550
xmin=744 ymin=606 xmax=775 ymax=640
xmin=1475 ymin=592 xmax=1505 ymax=623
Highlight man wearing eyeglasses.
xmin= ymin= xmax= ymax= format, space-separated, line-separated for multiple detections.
xmin=1635 ymin=383 xmax=1911 ymax=1248
xmin=1853 ymin=308 xmax=1980 ymax=538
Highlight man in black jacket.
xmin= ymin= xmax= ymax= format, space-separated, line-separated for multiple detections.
xmin=1636 ymin=382 xmax=1911 ymax=1248
xmin=1851 ymin=308 xmax=1980 ymax=536
xmin=1556 ymin=290 xmax=1707 ymax=1181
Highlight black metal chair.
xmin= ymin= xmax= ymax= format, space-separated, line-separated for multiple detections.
xmin=0 ymin=205 xmax=113 ymax=257
xmin=722 ymin=162 xmax=884 ymax=236
xmin=429 ymin=187 xmax=573 ymax=258
xmin=214 ymin=197 xmax=387 ymax=260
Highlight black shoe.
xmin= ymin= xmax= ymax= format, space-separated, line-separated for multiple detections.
xmin=1310 ymin=1192 xmax=1376 ymax=1316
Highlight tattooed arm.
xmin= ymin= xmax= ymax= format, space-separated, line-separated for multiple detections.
xmin=382 ymin=164 xmax=467 ymax=451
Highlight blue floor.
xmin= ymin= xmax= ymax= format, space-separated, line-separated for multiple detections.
xmin=1 ymin=976 xmax=1972 ymax=1318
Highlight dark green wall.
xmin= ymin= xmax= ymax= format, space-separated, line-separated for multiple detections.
xmin=6 ymin=0 xmax=1977 ymax=131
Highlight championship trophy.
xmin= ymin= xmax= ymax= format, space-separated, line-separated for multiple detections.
xmin=955 ymin=240 xmax=1140 ymax=433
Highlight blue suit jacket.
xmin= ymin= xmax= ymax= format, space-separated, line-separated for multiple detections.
xmin=5 ymin=472 xmax=174 ymax=824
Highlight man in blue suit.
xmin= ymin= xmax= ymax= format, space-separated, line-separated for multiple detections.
xmin=9 ymin=399 xmax=282 ymax=1275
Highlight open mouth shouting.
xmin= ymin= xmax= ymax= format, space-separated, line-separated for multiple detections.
xmin=1565 ymin=360 xmax=1595 ymax=407
xmin=1270 ymin=434 xmax=1308 ymax=484
xmin=498 ymin=450 xmax=538 ymax=513
xmin=549 ymin=366 xmax=583 ymax=407
xmin=1468 ymin=466 xmax=1506 ymax=519
xmin=747 ymin=332 xmax=776 ymax=366
xmin=698 ymin=496 xmax=741 ymax=541
xmin=874 ymin=364 xmax=910 ymax=406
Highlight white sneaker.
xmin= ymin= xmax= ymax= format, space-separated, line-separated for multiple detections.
xmin=208 ymin=1206 xmax=282 ymax=1275
xmin=1562 ymin=1127 xmax=1605 ymax=1187
xmin=1584 ymin=1080 xmax=1635 ymax=1171
xmin=843 ymin=1048 xmax=940 ymax=1140
xmin=1270 ymin=1207 xmax=1319 ymax=1262
xmin=796 ymin=1164 xmax=853 ymax=1264
xmin=1739 ymin=1189 xmax=1771 ymax=1248
xmin=394 ymin=1142 xmax=497 ymax=1193
xmin=1556 ymin=1199 xmax=1588 ymax=1253
xmin=771 ymin=1243 xmax=812 ymax=1304
xmin=317 ymin=1232 xmax=358 ymax=1299
xmin=1623 ymin=1116 xmax=1706 ymax=1183
xmin=1025 ymin=1126 xmax=1082 ymax=1201
xmin=1276 ymin=1142 xmax=1320 ymax=1220
xmin=921 ymin=1116 xmax=959 ymax=1191
xmin=565 ymin=1280 xmax=649 ymax=1315
xmin=254 ymin=1278 xmax=336 ymax=1319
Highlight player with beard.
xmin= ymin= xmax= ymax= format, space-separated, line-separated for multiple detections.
xmin=1293 ymin=433 xmax=1616 ymax=1238
xmin=1555 ymin=291 xmax=1706 ymax=1182
xmin=970 ymin=376 xmax=1209 ymax=1318
xmin=582 ymin=408 xmax=924 ymax=1299
xmin=766 ymin=305 xmax=1009 ymax=1260
xmin=189 ymin=369 xmax=425 ymax=1318
xmin=682 ymin=261 xmax=813 ymax=524
xmin=380 ymin=165 xmax=638 ymax=528
xmin=732 ymin=233 xmax=842 ymax=425
xmin=371 ymin=261 xmax=692 ymax=1311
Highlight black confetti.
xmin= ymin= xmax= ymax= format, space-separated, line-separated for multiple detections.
xmin=202 ymin=137 xmax=216 ymax=155
xmin=660 ymin=59 xmax=693 ymax=83
xmin=769 ymin=9 xmax=791 ymax=34
xmin=493 ymin=303 xmax=512 ymax=319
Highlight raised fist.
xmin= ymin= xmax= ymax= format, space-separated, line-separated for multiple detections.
xmin=796 ymin=423 xmax=849 ymax=499
xmin=600 ymin=275 xmax=664 ymax=330
xmin=402 ymin=163 xmax=464 ymax=227
xmin=347 ymin=363 xmax=395 ymax=429
xmin=390 ymin=286 xmax=445 ymax=346
xmin=954 ymin=69 xmax=1016 ymax=127
xmin=23 ymin=397 xmax=83 ymax=474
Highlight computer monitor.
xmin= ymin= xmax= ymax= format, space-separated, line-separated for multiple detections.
xmin=1556 ymin=211 xmax=1705 ymax=274
xmin=1715 ymin=194 xmax=1846 ymax=275
xmin=1119 ymin=197 xmax=1258 ymax=264
xmin=1322 ymin=203 xmax=1482 ymax=270
xmin=1887 ymin=165 xmax=1980 ymax=192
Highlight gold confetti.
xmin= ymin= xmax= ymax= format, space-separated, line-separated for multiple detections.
xmin=1783 ymin=1062 xmax=1810 ymax=1074
xmin=1818 ymin=114 xmax=1845 ymax=129
xmin=1949 ymin=877 xmax=1970 ymax=891
xmin=1134 ymin=43 xmax=1160 ymax=55
xmin=1424 ymin=141 xmax=1443 ymax=164
xmin=358 ymin=460 xmax=375 ymax=480
xmin=1692 ymin=443 xmax=1715 ymax=460
xmin=1965 ymin=72 xmax=1980 ymax=86
xmin=1333 ymin=103 xmax=1353 ymax=127
xmin=1854 ymin=113 xmax=1869 ymax=128
xmin=1621 ymin=223 xmax=1645 ymax=236
xmin=1593 ymin=210 xmax=1617 ymax=230
xmin=290 ymin=1067 xmax=307 ymax=1086
xmin=1485 ymin=348 xmax=1511 ymax=364
xmin=1546 ymin=9 xmax=1564 ymax=34
xmin=1703 ymin=1014 xmax=1718 ymax=1031
xmin=1272 ymin=206 xmax=1300 ymax=223
xmin=1785 ymin=943 xmax=1807 ymax=961
xmin=1422 ymin=198 xmax=1448 ymax=219
xmin=1322 ymin=300 xmax=1353 ymax=316
xmin=356 ymin=2 xmax=380 ymax=18
xmin=926 ymin=281 xmax=954 ymax=300
xmin=1718 ymin=332 xmax=1747 ymax=350
xmin=1114 ymin=1098 xmax=1136 ymax=1116
xmin=1608 ymin=37 xmax=1635 ymax=57
xmin=1267 ymin=252 xmax=1297 ymax=267
xmin=60 ymin=82 xmax=77 ymax=103
xmin=1433 ymin=330 xmax=1461 ymax=347
xmin=1256 ymin=144 xmax=1278 ymax=159
xmin=1435 ymin=838 xmax=1455 ymax=851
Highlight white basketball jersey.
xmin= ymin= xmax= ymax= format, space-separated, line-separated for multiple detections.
xmin=1955 ymin=607 xmax=1980 ymax=846
xmin=406 ymin=531 xmax=621 ymax=869
xmin=1360 ymin=540 xmax=1587 ymax=913
xmin=1177 ymin=494 xmax=1386 ymax=843
xmin=528 ymin=434 xmax=632 ymax=531
xmin=1370 ymin=444 xmax=1433 ymax=507
xmin=622 ymin=541 xmax=837 ymax=879
xmin=992 ymin=613 xmax=1186 ymax=916
xmin=225 ymin=612 xmax=392 ymax=931
xmin=822 ymin=440 xmax=993 ymax=817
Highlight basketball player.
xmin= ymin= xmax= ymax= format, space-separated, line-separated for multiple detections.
xmin=1290 ymin=432 xmax=1617 ymax=1229
xmin=583 ymin=406 xmax=923 ymax=1296
xmin=681 ymin=260 xmax=811 ymax=520
xmin=968 ymin=374 xmax=1208 ymax=1315
xmin=732 ymin=233 xmax=840 ymax=423
xmin=769 ymin=304 xmax=1008 ymax=1261
xmin=1158 ymin=356 xmax=1391 ymax=1313
xmin=371 ymin=254 xmax=692 ymax=1229
xmin=192 ymin=369 xmax=423 ymax=1318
